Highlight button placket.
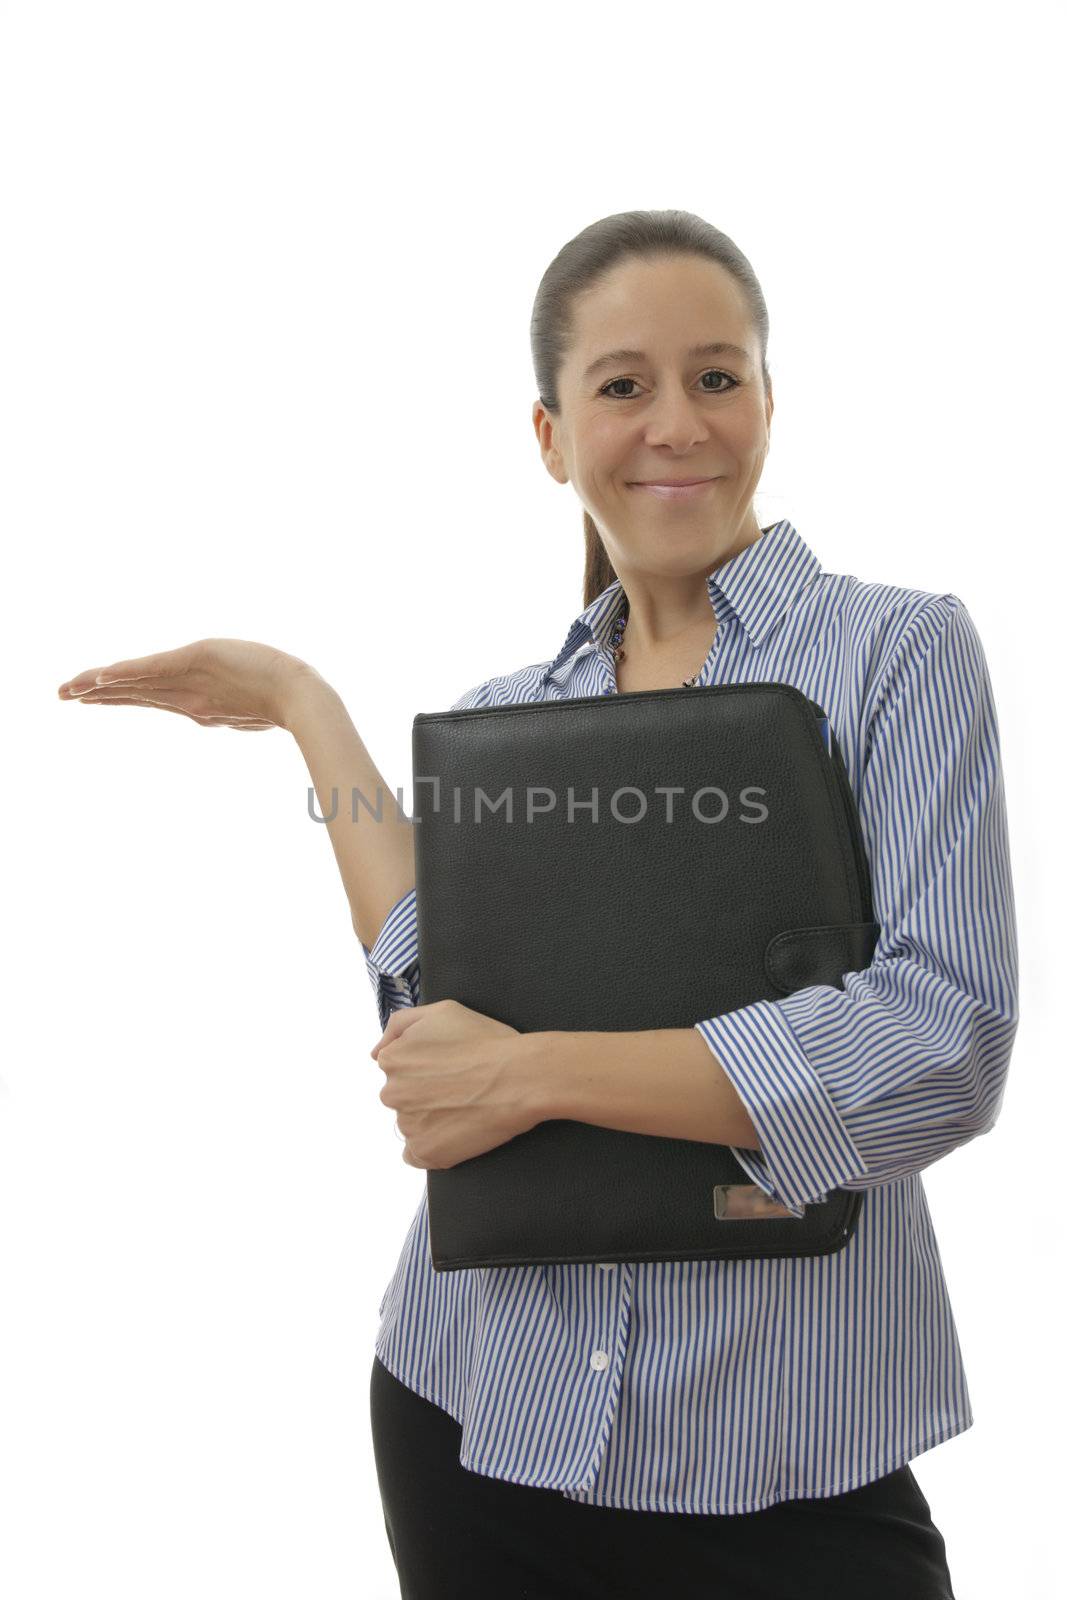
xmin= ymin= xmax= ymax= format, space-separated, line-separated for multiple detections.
xmin=589 ymin=1261 xmax=622 ymax=1375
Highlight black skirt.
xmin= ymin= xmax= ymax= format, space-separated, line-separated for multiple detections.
xmin=370 ymin=1355 xmax=957 ymax=1600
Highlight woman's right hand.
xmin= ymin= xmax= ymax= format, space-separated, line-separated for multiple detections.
xmin=57 ymin=638 xmax=323 ymax=730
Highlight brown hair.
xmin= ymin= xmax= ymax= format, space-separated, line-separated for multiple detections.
xmin=529 ymin=210 xmax=772 ymax=607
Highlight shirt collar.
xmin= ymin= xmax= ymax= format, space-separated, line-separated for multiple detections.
xmin=541 ymin=519 xmax=822 ymax=688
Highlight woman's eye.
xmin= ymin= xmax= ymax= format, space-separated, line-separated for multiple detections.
xmin=599 ymin=369 xmax=738 ymax=399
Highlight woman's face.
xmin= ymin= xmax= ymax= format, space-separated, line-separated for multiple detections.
xmin=535 ymin=253 xmax=773 ymax=576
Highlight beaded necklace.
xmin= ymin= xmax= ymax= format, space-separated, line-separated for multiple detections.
xmin=607 ymin=527 xmax=767 ymax=688
xmin=607 ymin=602 xmax=703 ymax=688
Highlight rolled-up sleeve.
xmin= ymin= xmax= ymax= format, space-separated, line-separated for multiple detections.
xmin=361 ymin=678 xmax=489 ymax=1031
xmin=361 ymin=886 xmax=421 ymax=1032
xmin=695 ymin=596 xmax=1019 ymax=1217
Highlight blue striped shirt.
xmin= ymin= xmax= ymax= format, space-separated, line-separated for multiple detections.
xmin=361 ymin=518 xmax=1018 ymax=1513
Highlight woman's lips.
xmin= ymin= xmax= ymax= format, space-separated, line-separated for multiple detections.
xmin=629 ymin=477 xmax=721 ymax=502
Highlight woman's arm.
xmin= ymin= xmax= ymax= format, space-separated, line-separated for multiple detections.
xmin=687 ymin=595 xmax=1018 ymax=1216
xmin=350 ymin=677 xmax=489 ymax=1031
xmin=57 ymin=636 xmax=420 ymax=992
xmin=283 ymin=674 xmax=414 ymax=954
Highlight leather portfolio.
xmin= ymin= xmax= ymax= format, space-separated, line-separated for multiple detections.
xmin=411 ymin=683 xmax=879 ymax=1271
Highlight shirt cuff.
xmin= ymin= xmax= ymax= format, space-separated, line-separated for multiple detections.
xmin=694 ymin=999 xmax=869 ymax=1215
xmin=361 ymin=887 xmax=419 ymax=1032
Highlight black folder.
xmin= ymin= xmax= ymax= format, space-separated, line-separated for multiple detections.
xmin=412 ymin=683 xmax=879 ymax=1271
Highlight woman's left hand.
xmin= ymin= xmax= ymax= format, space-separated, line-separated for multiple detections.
xmin=370 ymin=999 xmax=539 ymax=1170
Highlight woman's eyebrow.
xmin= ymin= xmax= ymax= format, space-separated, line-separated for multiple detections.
xmin=583 ymin=342 xmax=752 ymax=382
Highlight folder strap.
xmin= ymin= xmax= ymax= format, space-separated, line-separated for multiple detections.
xmin=764 ymin=921 xmax=881 ymax=995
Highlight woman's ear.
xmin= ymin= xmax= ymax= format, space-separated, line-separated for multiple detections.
xmin=532 ymin=399 xmax=568 ymax=485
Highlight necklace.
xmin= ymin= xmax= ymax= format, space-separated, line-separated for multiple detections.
xmin=607 ymin=603 xmax=703 ymax=688
xmin=609 ymin=527 xmax=764 ymax=688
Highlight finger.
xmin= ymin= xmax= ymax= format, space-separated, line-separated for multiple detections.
xmin=67 ymin=692 xmax=272 ymax=730
xmin=373 ymin=1006 xmax=423 ymax=1057
xmin=69 ymin=685 xmax=270 ymax=720
xmin=67 ymin=692 xmax=210 ymax=720
xmin=92 ymin=651 xmax=190 ymax=685
xmin=66 ymin=692 xmax=187 ymax=713
xmin=60 ymin=677 xmax=164 ymax=698
xmin=371 ymin=1026 xmax=401 ymax=1060
xmin=370 ymin=1009 xmax=409 ymax=1059
xmin=59 ymin=659 xmax=164 ymax=694
xmin=58 ymin=677 xmax=109 ymax=697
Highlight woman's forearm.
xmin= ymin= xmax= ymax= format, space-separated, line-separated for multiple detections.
xmin=283 ymin=674 xmax=414 ymax=952
xmin=518 ymin=1027 xmax=762 ymax=1151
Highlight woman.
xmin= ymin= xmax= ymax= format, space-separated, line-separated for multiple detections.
xmin=58 ymin=210 xmax=1017 ymax=1599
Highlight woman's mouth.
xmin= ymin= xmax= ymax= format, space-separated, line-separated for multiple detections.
xmin=629 ymin=477 xmax=721 ymax=502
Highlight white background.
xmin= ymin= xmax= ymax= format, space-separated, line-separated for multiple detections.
xmin=1 ymin=2 xmax=1060 ymax=1595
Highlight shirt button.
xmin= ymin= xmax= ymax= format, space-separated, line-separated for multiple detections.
xmin=590 ymin=1350 xmax=610 ymax=1371
xmin=596 ymin=1263 xmax=616 ymax=1271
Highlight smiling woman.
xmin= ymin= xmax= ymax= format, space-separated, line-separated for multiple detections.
xmin=356 ymin=209 xmax=1013 ymax=1599
xmin=531 ymin=219 xmax=773 ymax=640
xmin=56 ymin=205 xmax=993 ymax=1599
xmin=526 ymin=237 xmax=775 ymax=708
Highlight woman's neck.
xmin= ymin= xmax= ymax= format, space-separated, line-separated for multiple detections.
xmin=613 ymin=521 xmax=761 ymax=659
xmin=613 ymin=614 xmax=717 ymax=694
